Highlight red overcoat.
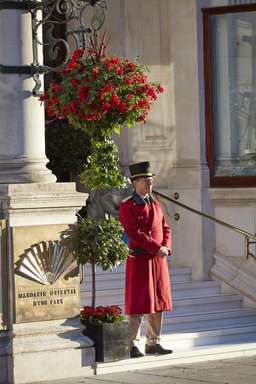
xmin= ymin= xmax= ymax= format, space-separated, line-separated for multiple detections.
xmin=119 ymin=193 xmax=172 ymax=315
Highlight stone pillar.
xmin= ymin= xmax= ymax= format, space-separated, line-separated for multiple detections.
xmin=164 ymin=0 xmax=214 ymax=280
xmin=0 ymin=183 xmax=95 ymax=384
xmin=0 ymin=6 xmax=99 ymax=384
xmin=0 ymin=9 xmax=56 ymax=183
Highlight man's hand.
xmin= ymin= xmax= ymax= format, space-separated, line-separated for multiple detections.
xmin=157 ymin=246 xmax=169 ymax=257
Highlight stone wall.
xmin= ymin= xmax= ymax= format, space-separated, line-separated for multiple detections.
xmin=103 ymin=0 xmax=212 ymax=280
xmin=103 ymin=0 xmax=256 ymax=283
xmin=105 ymin=0 xmax=174 ymax=186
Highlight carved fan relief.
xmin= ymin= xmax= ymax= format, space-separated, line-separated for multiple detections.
xmin=15 ymin=241 xmax=77 ymax=285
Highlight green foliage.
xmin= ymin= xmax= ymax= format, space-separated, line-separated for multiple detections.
xmin=45 ymin=119 xmax=90 ymax=181
xmin=75 ymin=214 xmax=129 ymax=270
xmin=41 ymin=49 xmax=164 ymax=136
xmin=80 ymin=135 xmax=127 ymax=190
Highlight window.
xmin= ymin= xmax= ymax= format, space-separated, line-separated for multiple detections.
xmin=203 ymin=4 xmax=256 ymax=187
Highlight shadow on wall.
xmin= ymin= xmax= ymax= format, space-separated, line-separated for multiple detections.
xmin=85 ymin=185 xmax=133 ymax=220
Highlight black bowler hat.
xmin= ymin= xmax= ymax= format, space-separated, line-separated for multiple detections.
xmin=129 ymin=161 xmax=155 ymax=180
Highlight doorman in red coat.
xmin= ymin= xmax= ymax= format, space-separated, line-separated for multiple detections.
xmin=119 ymin=161 xmax=173 ymax=358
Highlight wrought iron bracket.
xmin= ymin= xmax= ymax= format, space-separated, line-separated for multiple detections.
xmin=0 ymin=64 xmax=50 ymax=96
xmin=174 ymin=213 xmax=180 ymax=221
xmin=0 ymin=64 xmax=49 ymax=75
xmin=0 ymin=0 xmax=107 ymax=96
xmin=0 ymin=1 xmax=36 ymax=11
xmin=173 ymin=192 xmax=180 ymax=200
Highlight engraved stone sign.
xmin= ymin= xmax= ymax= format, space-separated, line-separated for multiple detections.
xmin=15 ymin=279 xmax=80 ymax=323
xmin=14 ymin=240 xmax=80 ymax=323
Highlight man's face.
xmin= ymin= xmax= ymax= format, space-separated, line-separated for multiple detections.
xmin=133 ymin=176 xmax=153 ymax=196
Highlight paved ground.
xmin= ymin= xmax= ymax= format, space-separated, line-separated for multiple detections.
xmin=32 ymin=355 xmax=256 ymax=384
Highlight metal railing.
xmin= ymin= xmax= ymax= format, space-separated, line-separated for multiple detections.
xmin=153 ymin=189 xmax=256 ymax=261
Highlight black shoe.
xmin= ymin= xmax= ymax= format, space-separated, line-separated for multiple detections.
xmin=145 ymin=343 xmax=173 ymax=355
xmin=130 ymin=346 xmax=144 ymax=358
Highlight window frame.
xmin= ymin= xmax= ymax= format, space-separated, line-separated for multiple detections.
xmin=203 ymin=3 xmax=256 ymax=187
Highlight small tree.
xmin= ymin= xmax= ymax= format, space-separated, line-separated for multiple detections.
xmin=75 ymin=214 xmax=128 ymax=307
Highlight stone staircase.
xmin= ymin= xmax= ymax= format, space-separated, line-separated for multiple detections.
xmin=80 ymin=261 xmax=256 ymax=373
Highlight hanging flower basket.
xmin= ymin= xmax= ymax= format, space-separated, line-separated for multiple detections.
xmin=40 ymin=43 xmax=164 ymax=137
xmin=39 ymin=36 xmax=165 ymax=189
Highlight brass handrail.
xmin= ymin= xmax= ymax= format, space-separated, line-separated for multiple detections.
xmin=153 ymin=189 xmax=256 ymax=261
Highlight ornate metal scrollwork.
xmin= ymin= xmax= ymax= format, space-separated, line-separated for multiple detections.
xmin=0 ymin=0 xmax=107 ymax=95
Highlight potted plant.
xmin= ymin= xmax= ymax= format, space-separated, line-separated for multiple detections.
xmin=39 ymin=35 xmax=164 ymax=362
xmin=74 ymin=212 xmax=129 ymax=362
xmin=80 ymin=304 xmax=128 ymax=362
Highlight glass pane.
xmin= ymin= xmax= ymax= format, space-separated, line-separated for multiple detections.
xmin=212 ymin=11 xmax=256 ymax=177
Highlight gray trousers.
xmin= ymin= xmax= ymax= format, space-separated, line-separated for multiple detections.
xmin=127 ymin=312 xmax=163 ymax=349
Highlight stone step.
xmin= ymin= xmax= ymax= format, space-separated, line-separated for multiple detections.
xmin=83 ymin=263 xmax=126 ymax=275
xmin=95 ymin=341 xmax=256 ymax=375
xmin=163 ymin=307 xmax=256 ymax=325
xmin=134 ymin=309 xmax=256 ymax=334
xmin=82 ymin=266 xmax=192 ymax=284
xmin=81 ymin=264 xmax=256 ymax=375
xmin=148 ymin=307 xmax=256 ymax=332
xmin=81 ymin=280 xmax=220 ymax=298
xmin=159 ymin=311 xmax=256 ymax=333
xmin=83 ymin=258 xmax=174 ymax=273
xmin=171 ymin=294 xmax=243 ymax=314
xmin=153 ymin=324 xmax=256 ymax=350
xmin=80 ymin=292 xmax=243 ymax=314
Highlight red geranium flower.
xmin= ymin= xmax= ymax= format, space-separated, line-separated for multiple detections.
xmin=39 ymin=47 xmax=165 ymax=134
xmin=80 ymin=305 xmax=124 ymax=325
